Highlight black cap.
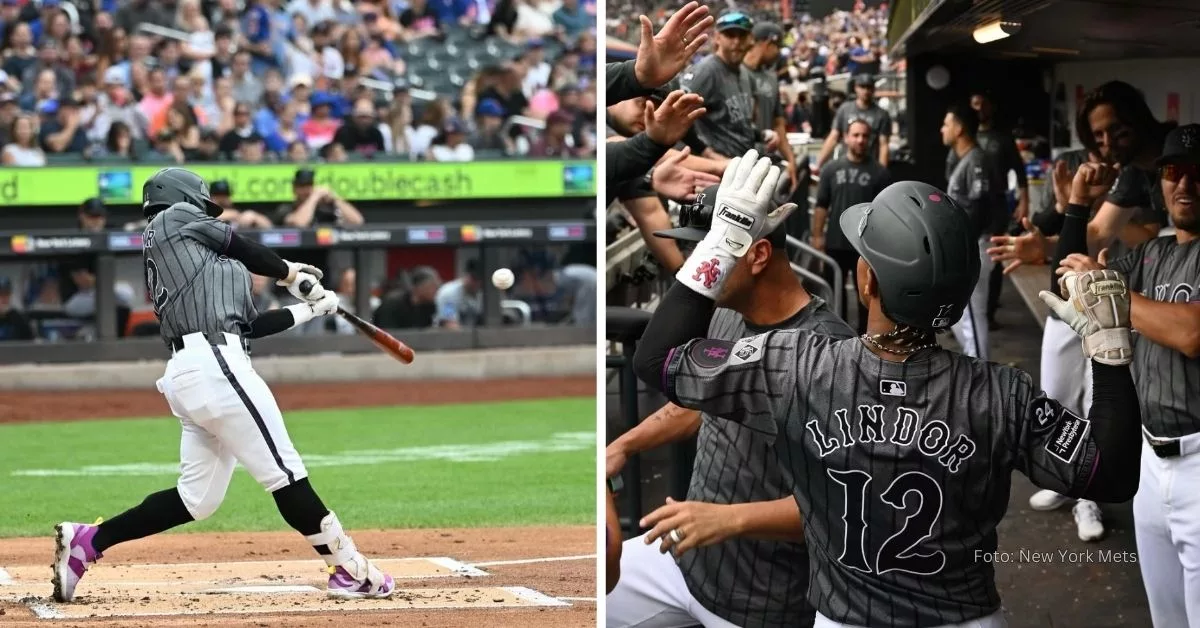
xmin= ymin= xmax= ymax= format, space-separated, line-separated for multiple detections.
xmin=853 ymin=73 xmax=876 ymax=87
xmin=752 ymin=23 xmax=784 ymax=44
xmin=80 ymin=196 xmax=106 ymax=216
xmin=654 ymin=184 xmax=787 ymax=248
xmin=293 ymin=168 xmax=316 ymax=185
xmin=210 ymin=179 xmax=232 ymax=195
xmin=1156 ymin=124 xmax=1200 ymax=166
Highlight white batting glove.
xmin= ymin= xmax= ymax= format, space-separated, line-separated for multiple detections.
xmin=286 ymin=271 xmax=326 ymax=303
xmin=1038 ymin=269 xmax=1132 ymax=366
xmin=676 ymin=149 xmax=797 ymax=299
xmin=277 ymin=261 xmax=325 ymax=288
xmin=310 ymin=291 xmax=340 ymax=316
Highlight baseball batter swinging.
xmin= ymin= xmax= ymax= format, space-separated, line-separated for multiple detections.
xmin=632 ymin=150 xmax=1145 ymax=627
xmin=51 ymin=168 xmax=394 ymax=602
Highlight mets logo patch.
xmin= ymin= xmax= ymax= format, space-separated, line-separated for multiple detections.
xmin=689 ymin=339 xmax=732 ymax=368
xmin=880 ymin=379 xmax=906 ymax=396
xmin=692 ymin=257 xmax=722 ymax=288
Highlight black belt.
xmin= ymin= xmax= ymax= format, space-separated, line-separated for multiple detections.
xmin=1147 ymin=437 xmax=1181 ymax=459
xmin=167 ymin=332 xmax=250 ymax=354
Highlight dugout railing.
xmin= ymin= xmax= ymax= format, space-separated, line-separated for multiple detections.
xmin=0 ymin=219 xmax=596 ymax=364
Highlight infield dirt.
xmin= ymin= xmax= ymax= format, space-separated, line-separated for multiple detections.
xmin=0 ymin=375 xmax=597 ymax=626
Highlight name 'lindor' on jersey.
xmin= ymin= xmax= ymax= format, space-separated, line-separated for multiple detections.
xmin=804 ymin=405 xmax=978 ymax=473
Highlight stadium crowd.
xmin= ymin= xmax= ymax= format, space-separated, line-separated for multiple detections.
xmin=0 ymin=0 xmax=598 ymax=166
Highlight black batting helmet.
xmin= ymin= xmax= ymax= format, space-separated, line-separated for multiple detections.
xmin=839 ymin=181 xmax=980 ymax=330
xmin=142 ymin=168 xmax=223 ymax=219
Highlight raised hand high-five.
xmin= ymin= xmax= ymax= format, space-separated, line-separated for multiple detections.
xmin=634 ymin=2 xmax=714 ymax=89
xmin=644 ymin=90 xmax=706 ymax=147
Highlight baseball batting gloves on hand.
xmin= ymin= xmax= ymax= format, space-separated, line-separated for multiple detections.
xmin=280 ymin=260 xmax=324 ymax=285
xmin=1038 ymin=269 xmax=1133 ymax=366
xmin=310 ymin=291 xmax=339 ymax=316
xmin=676 ymin=149 xmax=797 ymax=299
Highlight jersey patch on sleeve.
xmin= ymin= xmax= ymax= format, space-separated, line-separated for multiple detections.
xmin=729 ymin=333 xmax=767 ymax=365
xmin=689 ymin=339 xmax=734 ymax=368
xmin=1045 ymin=408 xmax=1090 ymax=464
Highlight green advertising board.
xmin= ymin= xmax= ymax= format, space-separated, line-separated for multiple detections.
xmin=0 ymin=159 xmax=596 ymax=206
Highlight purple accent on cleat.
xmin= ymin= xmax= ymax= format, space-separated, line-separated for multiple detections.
xmin=52 ymin=522 xmax=102 ymax=603
xmin=326 ymin=565 xmax=395 ymax=599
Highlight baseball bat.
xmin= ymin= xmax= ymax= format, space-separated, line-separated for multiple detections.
xmin=299 ymin=279 xmax=415 ymax=364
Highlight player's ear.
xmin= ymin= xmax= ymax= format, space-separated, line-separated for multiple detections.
xmin=859 ymin=258 xmax=878 ymax=298
xmin=748 ymin=239 xmax=774 ymax=275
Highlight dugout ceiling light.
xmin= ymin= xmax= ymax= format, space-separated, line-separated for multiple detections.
xmin=972 ymin=20 xmax=1021 ymax=44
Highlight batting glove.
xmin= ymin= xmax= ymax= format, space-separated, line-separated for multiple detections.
xmin=1038 ymin=269 xmax=1133 ymax=366
xmin=285 ymin=271 xmax=326 ymax=303
xmin=277 ymin=261 xmax=325 ymax=287
xmin=310 ymin=291 xmax=340 ymax=316
xmin=676 ymin=149 xmax=797 ymax=299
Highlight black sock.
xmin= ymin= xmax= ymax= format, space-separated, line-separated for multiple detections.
xmin=93 ymin=488 xmax=194 ymax=554
xmin=272 ymin=478 xmax=329 ymax=536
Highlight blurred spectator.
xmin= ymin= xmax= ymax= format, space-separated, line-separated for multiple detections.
xmin=528 ymin=109 xmax=575 ymax=157
xmin=301 ymin=93 xmax=341 ymax=149
xmin=333 ymin=97 xmax=385 ymax=156
xmin=149 ymin=127 xmax=186 ymax=163
xmin=521 ymin=40 xmax=551 ymax=97
xmin=229 ymin=51 xmax=263 ymax=104
xmin=373 ymin=265 xmax=441 ymax=329
xmin=266 ymin=100 xmax=306 ymax=154
xmin=3 ymin=22 xmax=37 ymax=82
xmin=410 ymin=98 xmax=452 ymax=156
xmin=3 ymin=113 xmax=45 ymax=165
xmin=78 ymin=197 xmax=107 ymax=232
xmin=21 ymin=42 xmax=73 ymax=101
xmin=91 ymin=66 xmax=147 ymax=143
xmin=435 ymin=259 xmax=482 ymax=328
xmin=0 ymin=276 xmax=34 ymax=341
xmin=219 ymin=101 xmax=258 ymax=157
xmin=429 ymin=118 xmax=474 ymax=161
xmin=0 ymin=93 xmax=18 ymax=144
xmin=553 ymin=0 xmax=591 ymax=39
xmin=276 ymin=167 xmax=364 ymax=227
xmin=164 ymin=103 xmax=202 ymax=157
xmin=115 ymin=0 xmax=172 ymax=34
xmin=40 ymin=97 xmax=87 ymax=154
xmin=329 ymin=268 xmax=380 ymax=334
xmin=320 ymin=140 xmax=348 ymax=161
xmin=470 ymin=98 xmax=513 ymax=153
xmin=250 ymin=273 xmax=281 ymax=312
xmin=286 ymin=138 xmax=311 ymax=160
xmin=399 ymin=0 xmax=443 ymax=40
xmin=194 ymin=128 xmax=221 ymax=160
xmin=93 ymin=120 xmax=137 ymax=160
xmin=61 ymin=257 xmax=135 ymax=326
xmin=237 ymin=133 xmax=269 ymax=163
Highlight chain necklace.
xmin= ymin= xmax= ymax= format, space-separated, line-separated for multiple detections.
xmin=859 ymin=327 xmax=941 ymax=356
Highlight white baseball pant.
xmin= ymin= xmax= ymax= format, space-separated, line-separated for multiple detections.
xmin=156 ymin=332 xmax=308 ymax=520
xmin=951 ymin=237 xmax=991 ymax=360
xmin=1040 ymin=315 xmax=1094 ymax=415
xmin=814 ymin=610 xmax=1006 ymax=628
xmin=606 ymin=532 xmax=740 ymax=628
xmin=1134 ymin=434 xmax=1200 ymax=627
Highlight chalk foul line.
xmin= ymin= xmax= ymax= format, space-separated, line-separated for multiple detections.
xmin=471 ymin=554 xmax=595 ymax=567
xmin=11 ymin=432 xmax=595 ymax=477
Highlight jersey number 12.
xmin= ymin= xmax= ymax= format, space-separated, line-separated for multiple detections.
xmin=829 ymin=469 xmax=945 ymax=576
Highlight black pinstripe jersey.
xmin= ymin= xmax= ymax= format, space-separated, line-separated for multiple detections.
xmin=663 ymin=333 xmax=1102 ymax=627
xmin=143 ymin=202 xmax=256 ymax=341
xmin=679 ymin=299 xmax=853 ymax=628
xmin=1109 ymin=236 xmax=1200 ymax=438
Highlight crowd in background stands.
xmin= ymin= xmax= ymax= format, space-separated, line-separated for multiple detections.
xmin=607 ymin=1 xmax=891 ymax=135
xmin=0 ymin=0 xmax=599 ymax=167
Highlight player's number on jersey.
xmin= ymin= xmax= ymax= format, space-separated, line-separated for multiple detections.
xmin=829 ymin=469 xmax=945 ymax=576
xmin=145 ymin=258 xmax=169 ymax=315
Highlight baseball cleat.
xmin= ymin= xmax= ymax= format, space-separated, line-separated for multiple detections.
xmin=1073 ymin=500 xmax=1106 ymax=542
xmin=1028 ymin=489 xmax=1072 ymax=511
xmin=326 ymin=559 xmax=395 ymax=599
xmin=51 ymin=521 xmax=102 ymax=603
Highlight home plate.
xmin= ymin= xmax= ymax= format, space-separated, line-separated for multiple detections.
xmin=0 ymin=557 xmax=485 ymax=597
xmin=27 ymin=586 xmax=570 ymax=618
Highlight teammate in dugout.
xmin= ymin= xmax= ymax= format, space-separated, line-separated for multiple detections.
xmin=632 ymin=149 xmax=1143 ymax=628
xmin=606 ymin=184 xmax=853 ymax=628
xmin=1054 ymin=124 xmax=1200 ymax=628
xmin=51 ymin=168 xmax=395 ymax=603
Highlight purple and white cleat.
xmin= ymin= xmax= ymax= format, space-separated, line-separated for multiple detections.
xmin=326 ymin=555 xmax=395 ymax=599
xmin=51 ymin=522 xmax=102 ymax=603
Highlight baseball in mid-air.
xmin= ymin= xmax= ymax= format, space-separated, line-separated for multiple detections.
xmin=492 ymin=268 xmax=515 ymax=290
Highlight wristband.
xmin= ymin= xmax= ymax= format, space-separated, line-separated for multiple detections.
xmin=285 ymin=302 xmax=316 ymax=328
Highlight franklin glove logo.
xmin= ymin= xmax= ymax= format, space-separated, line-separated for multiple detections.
xmin=693 ymin=258 xmax=722 ymax=288
xmin=716 ymin=205 xmax=755 ymax=230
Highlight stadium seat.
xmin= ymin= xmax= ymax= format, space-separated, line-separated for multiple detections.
xmin=124 ymin=308 xmax=158 ymax=337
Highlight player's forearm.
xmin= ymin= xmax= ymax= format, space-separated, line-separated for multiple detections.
xmin=1051 ymin=203 xmax=1090 ymax=296
xmin=1079 ymin=362 xmax=1142 ymax=502
xmin=226 ymin=232 xmax=289 ymax=279
xmin=811 ymin=207 xmax=827 ymax=237
xmin=1118 ymin=221 xmax=1159 ymax=248
xmin=609 ymin=402 xmax=702 ymax=458
xmin=1129 ymin=293 xmax=1200 ymax=358
xmin=878 ymin=138 xmax=889 ymax=166
xmin=605 ymin=488 xmax=621 ymax=594
xmin=816 ymin=131 xmax=838 ymax=168
xmin=633 ymin=282 xmax=717 ymax=395
xmin=624 ymin=197 xmax=685 ymax=272
xmin=245 ymin=304 xmax=314 ymax=338
xmin=774 ymin=118 xmax=795 ymax=164
xmin=729 ymin=497 xmax=804 ymax=542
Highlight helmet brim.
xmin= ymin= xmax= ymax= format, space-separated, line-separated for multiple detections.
xmin=203 ymin=198 xmax=224 ymax=218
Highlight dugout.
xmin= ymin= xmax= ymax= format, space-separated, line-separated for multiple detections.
xmin=890 ymin=0 xmax=1200 ymax=186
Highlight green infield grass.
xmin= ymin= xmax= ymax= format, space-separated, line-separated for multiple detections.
xmin=0 ymin=398 xmax=595 ymax=538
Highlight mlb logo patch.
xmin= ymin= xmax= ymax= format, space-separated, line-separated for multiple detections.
xmin=880 ymin=379 xmax=906 ymax=396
